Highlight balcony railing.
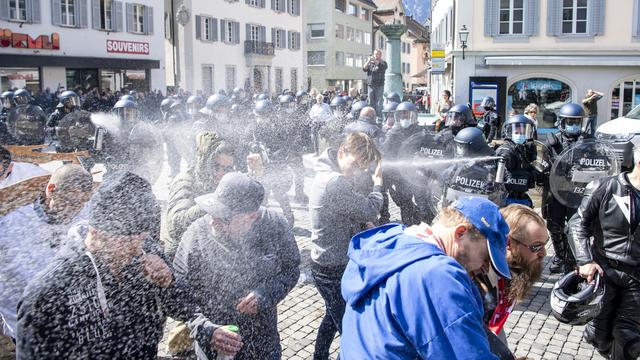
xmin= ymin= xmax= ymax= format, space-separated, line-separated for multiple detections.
xmin=244 ymin=41 xmax=275 ymax=56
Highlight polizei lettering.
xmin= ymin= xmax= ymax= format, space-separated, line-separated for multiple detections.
xmin=455 ymin=176 xmax=486 ymax=189
xmin=506 ymin=177 xmax=528 ymax=186
xmin=579 ymin=158 xmax=605 ymax=167
xmin=420 ymin=147 xmax=443 ymax=156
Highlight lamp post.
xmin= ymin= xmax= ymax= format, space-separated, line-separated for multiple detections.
xmin=458 ymin=25 xmax=469 ymax=60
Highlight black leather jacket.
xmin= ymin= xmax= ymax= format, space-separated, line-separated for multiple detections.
xmin=569 ymin=173 xmax=640 ymax=266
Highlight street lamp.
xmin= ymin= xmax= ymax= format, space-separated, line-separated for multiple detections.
xmin=459 ymin=25 xmax=469 ymax=60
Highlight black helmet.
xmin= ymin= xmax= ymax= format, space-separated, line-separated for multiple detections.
xmin=129 ymin=90 xmax=137 ymax=96
xmin=454 ymin=127 xmax=492 ymax=158
xmin=295 ymin=90 xmax=310 ymax=105
xmin=558 ymin=103 xmax=588 ymax=136
xmin=160 ymin=98 xmax=174 ymax=116
xmin=120 ymin=94 xmax=136 ymax=103
xmin=279 ymin=95 xmax=296 ymax=113
xmin=1 ymin=91 xmax=14 ymax=109
xmin=386 ymin=92 xmax=401 ymax=104
xmin=342 ymin=95 xmax=353 ymax=107
xmin=232 ymin=87 xmax=245 ymax=100
xmin=254 ymin=99 xmax=274 ymax=117
xmin=13 ymin=89 xmax=31 ymax=106
xmin=382 ymin=101 xmax=399 ymax=126
xmin=503 ymin=114 xmax=535 ymax=145
xmin=113 ymin=98 xmax=138 ymax=123
xmin=206 ymin=94 xmax=229 ymax=111
xmin=330 ymin=96 xmax=348 ymax=116
xmin=481 ymin=96 xmax=496 ymax=110
xmin=229 ymin=103 xmax=241 ymax=117
xmin=186 ymin=95 xmax=204 ymax=115
xmin=252 ymin=94 xmax=259 ymax=102
xmin=257 ymin=93 xmax=269 ymax=101
xmin=217 ymin=89 xmax=227 ymax=96
xmin=59 ymin=90 xmax=81 ymax=109
xmin=394 ymin=101 xmax=418 ymax=129
xmin=551 ymin=272 xmax=605 ymax=326
xmin=446 ymin=103 xmax=476 ymax=134
xmin=350 ymin=100 xmax=368 ymax=119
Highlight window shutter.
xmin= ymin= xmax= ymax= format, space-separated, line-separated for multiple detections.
xmin=588 ymin=0 xmax=605 ymax=36
xmin=51 ymin=0 xmax=61 ymax=25
xmin=78 ymin=0 xmax=88 ymax=27
xmin=484 ymin=0 xmax=498 ymax=37
xmin=293 ymin=0 xmax=299 ymax=15
xmin=271 ymin=27 xmax=275 ymax=45
xmin=260 ymin=25 xmax=266 ymax=42
xmin=27 ymin=0 xmax=41 ymax=23
xmin=278 ymin=29 xmax=285 ymax=48
xmin=195 ymin=15 xmax=202 ymax=39
xmin=634 ymin=0 xmax=640 ymax=38
xmin=233 ymin=21 xmax=239 ymax=43
xmin=546 ymin=0 xmax=561 ymax=36
xmin=0 ymin=0 xmax=8 ymax=20
xmin=245 ymin=23 xmax=251 ymax=41
xmin=114 ymin=1 xmax=123 ymax=32
xmin=220 ymin=20 xmax=227 ymax=42
xmin=212 ymin=18 xmax=218 ymax=42
xmin=91 ymin=0 xmax=100 ymax=29
xmin=287 ymin=30 xmax=291 ymax=49
xmin=207 ymin=17 xmax=214 ymax=41
xmin=524 ymin=0 xmax=539 ymax=36
xmin=295 ymin=32 xmax=300 ymax=50
xmin=126 ymin=3 xmax=133 ymax=32
xmin=145 ymin=6 xmax=153 ymax=34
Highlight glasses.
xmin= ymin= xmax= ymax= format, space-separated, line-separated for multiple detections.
xmin=213 ymin=163 xmax=235 ymax=172
xmin=511 ymin=236 xmax=547 ymax=254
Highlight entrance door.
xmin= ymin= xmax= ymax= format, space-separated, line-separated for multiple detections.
xmin=253 ymin=68 xmax=263 ymax=92
xmin=66 ymin=69 xmax=99 ymax=91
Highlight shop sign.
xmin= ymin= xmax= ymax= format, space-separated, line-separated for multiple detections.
xmin=431 ymin=45 xmax=445 ymax=74
xmin=106 ymin=40 xmax=149 ymax=55
xmin=0 ymin=28 xmax=60 ymax=50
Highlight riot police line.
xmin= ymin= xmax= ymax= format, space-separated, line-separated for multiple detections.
xmin=0 ymin=86 xmax=635 ymax=359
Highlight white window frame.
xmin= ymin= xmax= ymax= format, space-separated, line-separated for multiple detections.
xmin=274 ymin=28 xmax=283 ymax=48
xmin=562 ymin=0 xmax=589 ymax=34
xmin=275 ymin=67 xmax=283 ymax=94
xmin=335 ymin=51 xmax=345 ymax=66
xmin=289 ymin=31 xmax=299 ymax=49
xmin=132 ymin=4 xmax=145 ymax=34
xmin=346 ymin=53 xmax=354 ymax=67
xmin=355 ymin=55 xmax=363 ymax=68
xmin=225 ymin=65 xmax=236 ymax=91
xmin=335 ymin=24 xmax=344 ymax=39
xmin=309 ymin=23 xmax=325 ymax=39
xmin=347 ymin=2 xmax=358 ymax=17
xmin=61 ymin=0 xmax=76 ymax=26
xmin=248 ymin=0 xmax=259 ymax=7
xmin=499 ymin=0 xmax=524 ymax=35
xmin=274 ymin=0 xmax=283 ymax=12
xmin=227 ymin=21 xmax=236 ymax=43
xmin=361 ymin=8 xmax=370 ymax=21
xmin=249 ymin=24 xmax=260 ymax=42
xmin=290 ymin=68 xmax=297 ymax=91
xmin=308 ymin=51 xmax=325 ymax=66
xmin=364 ymin=31 xmax=371 ymax=45
xmin=346 ymin=26 xmax=354 ymax=41
xmin=9 ymin=0 xmax=27 ymax=21
xmin=101 ymin=0 xmax=113 ymax=30
xmin=202 ymin=64 xmax=214 ymax=94
xmin=355 ymin=29 xmax=362 ymax=43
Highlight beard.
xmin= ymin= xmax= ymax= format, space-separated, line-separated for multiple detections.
xmin=508 ymin=250 xmax=544 ymax=302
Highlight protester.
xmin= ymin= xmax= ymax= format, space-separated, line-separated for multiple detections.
xmin=0 ymin=164 xmax=92 ymax=340
xmin=0 ymin=145 xmax=50 ymax=188
xmin=582 ymin=89 xmax=603 ymax=136
xmin=362 ymin=49 xmax=388 ymax=122
xmin=173 ymin=172 xmax=300 ymax=360
xmin=435 ymin=90 xmax=453 ymax=132
xmin=340 ymin=197 xmax=510 ymax=359
xmin=162 ymin=132 xmax=235 ymax=260
xmin=309 ymin=133 xmax=383 ymax=360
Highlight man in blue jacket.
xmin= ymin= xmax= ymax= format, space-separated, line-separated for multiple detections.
xmin=340 ymin=197 xmax=511 ymax=359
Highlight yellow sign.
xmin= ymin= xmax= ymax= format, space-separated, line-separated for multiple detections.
xmin=431 ymin=50 xmax=445 ymax=58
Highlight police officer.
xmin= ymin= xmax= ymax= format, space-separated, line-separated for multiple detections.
xmin=385 ymin=91 xmax=401 ymax=105
xmin=0 ymin=91 xmax=13 ymax=143
xmin=279 ymin=94 xmax=310 ymax=204
xmin=253 ymin=99 xmax=295 ymax=226
xmin=542 ymin=103 xmax=592 ymax=273
xmin=479 ymin=96 xmax=500 ymax=142
xmin=381 ymin=101 xmax=399 ymax=133
xmin=6 ymin=89 xmax=47 ymax=145
xmin=318 ymin=96 xmax=350 ymax=151
xmin=295 ymin=90 xmax=312 ymax=115
xmin=165 ymin=99 xmax=188 ymax=177
xmin=495 ymin=114 xmax=537 ymax=207
xmin=46 ymin=91 xmax=81 ymax=138
xmin=343 ymin=106 xmax=382 ymax=142
xmin=348 ymin=100 xmax=368 ymax=121
xmin=186 ymin=95 xmax=205 ymax=122
xmin=203 ymin=94 xmax=231 ymax=133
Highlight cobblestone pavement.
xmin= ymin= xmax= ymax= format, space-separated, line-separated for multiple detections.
xmin=155 ymin=154 xmax=604 ymax=360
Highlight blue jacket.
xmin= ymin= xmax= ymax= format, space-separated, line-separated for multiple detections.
xmin=340 ymin=224 xmax=498 ymax=359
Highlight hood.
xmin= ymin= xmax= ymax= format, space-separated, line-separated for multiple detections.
xmin=315 ymin=148 xmax=341 ymax=174
xmin=342 ymin=224 xmax=445 ymax=306
xmin=596 ymin=116 xmax=640 ymax=135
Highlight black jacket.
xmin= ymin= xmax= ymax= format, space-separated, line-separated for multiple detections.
xmin=343 ymin=119 xmax=382 ymax=142
xmin=381 ymin=124 xmax=422 ymax=160
xmin=569 ymin=173 xmax=640 ymax=267
xmin=495 ymin=141 xmax=536 ymax=194
xmin=362 ymin=60 xmax=388 ymax=86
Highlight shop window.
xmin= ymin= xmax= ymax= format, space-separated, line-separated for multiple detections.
xmin=507 ymin=77 xmax=572 ymax=129
xmin=0 ymin=68 xmax=40 ymax=93
xmin=610 ymin=80 xmax=640 ymax=119
xmin=66 ymin=69 xmax=99 ymax=91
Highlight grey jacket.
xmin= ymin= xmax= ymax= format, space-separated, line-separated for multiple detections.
xmin=309 ymin=148 xmax=383 ymax=268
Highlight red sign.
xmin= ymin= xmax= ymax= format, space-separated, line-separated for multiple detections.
xmin=0 ymin=28 xmax=60 ymax=50
xmin=106 ymin=40 xmax=149 ymax=55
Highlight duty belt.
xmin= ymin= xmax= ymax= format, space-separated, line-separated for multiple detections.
xmin=597 ymin=251 xmax=640 ymax=281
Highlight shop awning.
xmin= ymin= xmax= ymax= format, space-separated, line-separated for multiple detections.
xmin=484 ymin=55 xmax=640 ymax=67
xmin=0 ymin=55 xmax=160 ymax=69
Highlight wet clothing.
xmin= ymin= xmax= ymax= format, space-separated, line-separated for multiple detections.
xmin=481 ymin=110 xmax=500 ymax=142
xmin=6 ymin=105 xmax=47 ymax=145
xmin=495 ymin=140 xmax=536 ymax=207
xmin=46 ymin=106 xmax=72 ymax=135
xmin=0 ymin=162 xmax=49 ymax=189
xmin=340 ymin=224 xmax=498 ymax=359
xmin=343 ymin=119 xmax=382 ymax=143
xmin=173 ymin=208 xmax=300 ymax=360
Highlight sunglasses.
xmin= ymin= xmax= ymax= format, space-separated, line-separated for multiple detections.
xmin=511 ymin=236 xmax=547 ymax=254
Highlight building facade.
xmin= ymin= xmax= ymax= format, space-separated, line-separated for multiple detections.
xmin=165 ymin=0 xmax=304 ymax=96
xmin=305 ymin=0 xmax=376 ymax=92
xmin=0 ymin=0 xmax=165 ymax=93
xmin=431 ymin=0 xmax=640 ymax=131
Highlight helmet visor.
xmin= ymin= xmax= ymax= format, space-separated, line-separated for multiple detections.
xmin=187 ymin=103 xmax=199 ymax=115
xmin=119 ymin=107 xmax=139 ymax=123
xmin=67 ymin=95 xmax=81 ymax=108
xmin=394 ymin=110 xmax=417 ymax=124
xmin=14 ymin=95 xmax=29 ymax=106
xmin=2 ymin=98 xmax=12 ymax=109
xmin=445 ymin=111 xmax=467 ymax=128
xmin=454 ymin=142 xmax=470 ymax=158
xmin=505 ymin=123 xmax=534 ymax=140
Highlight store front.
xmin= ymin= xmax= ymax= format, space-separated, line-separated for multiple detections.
xmin=610 ymin=78 xmax=640 ymax=119
xmin=507 ymin=77 xmax=573 ymax=130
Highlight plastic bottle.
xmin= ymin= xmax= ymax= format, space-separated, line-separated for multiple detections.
xmin=216 ymin=325 xmax=240 ymax=360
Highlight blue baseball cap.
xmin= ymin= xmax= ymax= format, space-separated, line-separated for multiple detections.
xmin=453 ymin=197 xmax=511 ymax=279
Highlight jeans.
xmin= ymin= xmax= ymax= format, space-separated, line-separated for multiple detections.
xmin=587 ymin=115 xmax=598 ymax=136
xmin=311 ymin=264 xmax=346 ymax=360
xmin=368 ymin=85 xmax=384 ymax=122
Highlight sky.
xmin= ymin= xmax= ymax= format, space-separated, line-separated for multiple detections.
xmin=403 ymin=0 xmax=430 ymax=24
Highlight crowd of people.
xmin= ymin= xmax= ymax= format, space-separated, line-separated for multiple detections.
xmin=0 ymin=72 xmax=637 ymax=360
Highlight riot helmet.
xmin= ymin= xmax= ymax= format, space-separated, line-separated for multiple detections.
xmin=330 ymin=96 xmax=348 ymax=117
xmin=160 ymin=98 xmax=174 ymax=116
xmin=120 ymin=94 xmax=136 ymax=103
xmin=551 ymin=272 xmax=605 ymax=326
xmin=257 ymin=93 xmax=269 ymax=101
xmin=558 ymin=103 xmax=588 ymax=137
xmin=218 ymin=89 xmax=227 ymax=96
xmin=386 ymin=92 xmax=401 ymax=104
xmin=113 ymin=98 xmax=139 ymax=124
xmin=252 ymin=94 xmax=259 ymax=103
xmin=59 ymin=90 xmax=81 ymax=109
xmin=232 ymin=87 xmax=245 ymax=101
xmin=342 ymin=96 xmax=354 ymax=109
xmin=186 ymin=95 xmax=204 ymax=115
xmin=446 ymin=103 xmax=476 ymax=134
xmin=296 ymin=90 xmax=310 ymax=106
xmin=206 ymin=94 xmax=230 ymax=121
xmin=350 ymin=100 xmax=368 ymax=119
xmin=279 ymin=95 xmax=296 ymax=114
xmin=503 ymin=114 xmax=535 ymax=145
xmin=229 ymin=103 xmax=241 ymax=118
xmin=394 ymin=101 xmax=418 ymax=129
xmin=169 ymin=99 xmax=184 ymax=113
xmin=254 ymin=99 xmax=274 ymax=120
xmin=481 ymin=96 xmax=496 ymax=110
xmin=454 ymin=127 xmax=492 ymax=158
xmin=382 ymin=101 xmax=399 ymax=128
xmin=129 ymin=90 xmax=137 ymax=96
xmin=1 ymin=91 xmax=14 ymax=110
xmin=13 ymin=89 xmax=31 ymax=106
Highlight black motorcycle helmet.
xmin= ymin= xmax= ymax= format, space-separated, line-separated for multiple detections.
xmin=551 ymin=272 xmax=605 ymax=326
xmin=1 ymin=91 xmax=14 ymax=110
xmin=13 ymin=89 xmax=31 ymax=106
xmin=446 ymin=103 xmax=476 ymax=134
xmin=113 ymin=98 xmax=138 ymax=124
xmin=232 ymin=87 xmax=245 ymax=101
xmin=160 ymin=98 xmax=174 ymax=116
xmin=257 ymin=93 xmax=270 ymax=101
xmin=558 ymin=103 xmax=588 ymax=137
xmin=229 ymin=103 xmax=241 ymax=118
xmin=382 ymin=101 xmax=399 ymax=127
xmin=503 ymin=114 xmax=535 ymax=145
xmin=279 ymin=94 xmax=296 ymax=114
xmin=59 ymin=90 xmax=81 ymax=109
xmin=295 ymin=90 xmax=310 ymax=106
xmin=206 ymin=94 xmax=229 ymax=111
xmin=454 ymin=127 xmax=493 ymax=158
xmin=330 ymin=96 xmax=348 ymax=117
xmin=254 ymin=99 xmax=274 ymax=118
xmin=481 ymin=96 xmax=496 ymax=110
xmin=186 ymin=95 xmax=204 ymax=115
xmin=395 ymin=101 xmax=418 ymax=129
xmin=386 ymin=92 xmax=401 ymax=104
xmin=120 ymin=94 xmax=136 ymax=103
xmin=350 ymin=100 xmax=368 ymax=119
